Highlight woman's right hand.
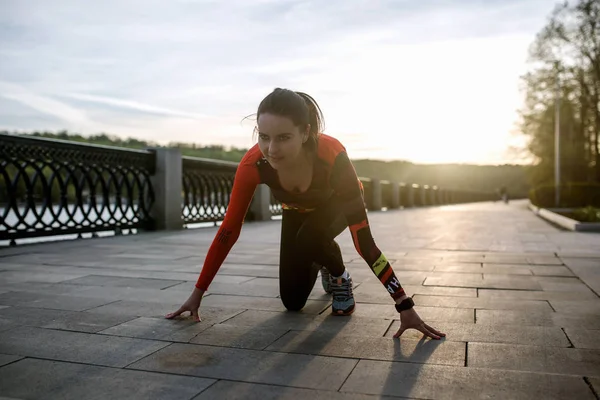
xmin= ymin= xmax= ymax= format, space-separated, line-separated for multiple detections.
xmin=165 ymin=287 xmax=205 ymax=322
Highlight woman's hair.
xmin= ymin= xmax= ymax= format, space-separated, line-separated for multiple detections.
xmin=250 ymin=88 xmax=324 ymax=153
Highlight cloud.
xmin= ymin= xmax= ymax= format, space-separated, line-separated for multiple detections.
xmin=61 ymin=93 xmax=210 ymax=120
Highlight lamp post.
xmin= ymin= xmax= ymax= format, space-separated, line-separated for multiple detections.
xmin=554 ymin=62 xmax=561 ymax=207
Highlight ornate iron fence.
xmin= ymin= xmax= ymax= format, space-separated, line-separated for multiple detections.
xmin=0 ymin=134 xmax=155 ymax=245
xmin=181 ymin=156 xmax=237 ymax=224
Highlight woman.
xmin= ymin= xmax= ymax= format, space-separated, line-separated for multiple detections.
xmin=166 ymin=88 xmax=446 ymax=340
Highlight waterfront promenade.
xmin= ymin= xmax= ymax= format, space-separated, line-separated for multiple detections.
xmin=0 ymin=199 xmax=599 ymax=399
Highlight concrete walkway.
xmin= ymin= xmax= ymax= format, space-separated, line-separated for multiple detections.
xmin=0 ymin=200 xmax=599 ymax=399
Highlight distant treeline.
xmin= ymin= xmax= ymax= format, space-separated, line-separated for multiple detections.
xmin=2 ymin=130 xmax=530 ymax=198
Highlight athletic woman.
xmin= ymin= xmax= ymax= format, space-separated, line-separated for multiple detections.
xmin=166 ymin=88 xmax=446 ymax=340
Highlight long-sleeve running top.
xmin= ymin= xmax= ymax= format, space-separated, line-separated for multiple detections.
xmin=195 ymin=133 xmax=406 ymax=301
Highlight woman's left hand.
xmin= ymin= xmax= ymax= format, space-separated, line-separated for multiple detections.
xmin=393 ymin=307 xmax=446 ymax=340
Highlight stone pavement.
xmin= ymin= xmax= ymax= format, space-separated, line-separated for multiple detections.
xmin=0 ymin=199 xmax=599 ymax=399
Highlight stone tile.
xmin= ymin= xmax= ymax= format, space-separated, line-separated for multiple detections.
xmin=589 ymin=378 xmax=600 ymax=398
xmin=478 ymin=288 xmax=598 ymax=301
xmin=42 ymin=312 xmax=136 ymax=333
xmin=18 ymin=294 xmax=117 ymax=312
xmin=0 ymin=354 xmax=23 ymax=367
xmin=476 ymin=309 xmax=600 ymax=329
xmin=527 ymin=257 xmax=564 ymax=265
xmin=0 ymin=317 xmax=18 ymax=333
xmin=0 ymin=270 xmax=90 ymax=284
xmin=549 ymin=300 xmax=600 ymax=315
xmin=193 ymin=380 xmax=400 ymax=400
xmin=340 ymin=359 xmax=594 ymax=399
xmin=100 ymin=306 xmax=245 ymax=342
xmin=0 ymin=358 xmax=215 ymax=400
xmin=86 ymin=300 xmax=199 ymax=319
xmin=564 ymin=329 xmax=600 ymax=349
xmin=221 ymin=309 xmax=318 ymax=330
xmin=536 ymin=277 xmax=592 ymax=292
xmin=62 ymin=275 xmax=184 ymax=289
xmin=200 ymin=294 xmax=330 ymax=315
xmin=128 ymin=342 xmax=358 ymax=391
xmin=384 ymin=321 xmax=570 ymax=347
xmin=434 ymin=264 xmax=534 ymax=275
xmin=413 ymin=295 xmax=552 ymax=311
xmin=189 ymin=323 xmax=289 ymax=350
xmin=266 ymin=330 xmax=465 ymax=366
xmin=529 ymin=266 xmax=575 ymax=276
xmin=423 ymin=275 xmax=543 ymax=290
xmin=468 ymin=342 xmax=600 ymax=377
xmin=336 ymin=303 xmax=474 ymax=323
xmin=0 ymin=326 xmax=169 ymax=367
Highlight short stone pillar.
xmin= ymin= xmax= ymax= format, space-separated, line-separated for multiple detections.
xmin=369 ymin=178 xmax=382 ymax=211
xmin=249 ymin=184 xmax=272 ymax=221
xmin=150 ymin=148 xmax=184 ymax=230
xmin=391 ymin=182 xmax=400 ymax=208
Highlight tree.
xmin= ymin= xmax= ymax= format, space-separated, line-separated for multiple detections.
xmin=519 ymin=0 xmax=600 ymax=184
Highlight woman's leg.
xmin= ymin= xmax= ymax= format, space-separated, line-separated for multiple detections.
xmin=278 ymin=209 xmax=321 ymax=311
xmin=277 ymin=197 xmax=354 ymax=315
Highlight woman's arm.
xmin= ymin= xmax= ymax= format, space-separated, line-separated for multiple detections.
xmin=329 ymin=149 xmax=407 ymax=301
xmin=194 ymin=159 xmax=261 ymax=291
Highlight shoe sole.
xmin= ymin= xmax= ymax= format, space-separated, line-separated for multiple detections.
xmin=331 ymin=305 xmax=355 ymax=316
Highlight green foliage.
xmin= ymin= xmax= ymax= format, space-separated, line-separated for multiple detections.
xmin=517 ymin=0 xmax=600 ymax=185
xmin=529 ymin=181 xmax=600 ymax=208
xmin=352 ymin=160 xmax=530 ymax=198
xmin=574 ymin=206 xmax=600 ymax=222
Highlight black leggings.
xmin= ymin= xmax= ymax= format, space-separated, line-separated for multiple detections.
xmin=279 ymin=197 xmax=348 ymax=311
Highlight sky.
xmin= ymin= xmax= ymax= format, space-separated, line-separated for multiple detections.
xmin=0 ymin=0 xmax=559 ymax=165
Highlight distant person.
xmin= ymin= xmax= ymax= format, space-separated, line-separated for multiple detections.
xmin=499 ymin=186 xmax=509 ymax=204
xmin=166 ymin=88 xmax=445 ymax=340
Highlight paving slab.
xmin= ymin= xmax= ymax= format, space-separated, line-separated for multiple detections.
xmin=468 ymin=342 xmax=600 ymax=378
xmin=193 ymin=380 xmax=401 ymax=399
xmin=99 ymin=306 xmax=245 ymax=342
xmin=384 ymin=321 xmax=570 ymax=347
xmin=476 ymin=309 xmax=600 ymax=329
xmin=266 ymin=330 xmax=465 ymax=365
xmin=0 ymin=326 xmax=169 ymax=367
xmin=189 ymin=322 xmax=289 ymax=350
xmin=563 ymin=328 xmax=600 ymax=349
xmin=61 ymin=275 xmax=185 ymax=289
xmin=0 ymin=358 xmax=215 ymax=400
xmin=127 ymin=342 xmax=358 ymax=391
xmin=0 ymin=354 xmax=23 ymax=367
xmin=478 ymin=288 xmax=598 ymax=301
xmin=413 ymin=294 xmax=552 ymax=311
xmin=340 ymin=359 xmax=595 ymax=399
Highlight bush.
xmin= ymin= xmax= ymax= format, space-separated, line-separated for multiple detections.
xmin=574 ymin=206 xmax=600 ymax=222
xmin=529 ymin=182 xmax=600 ymax=208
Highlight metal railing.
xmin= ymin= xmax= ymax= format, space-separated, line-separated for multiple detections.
xmin=182 ymin=156 xmax=237 ymax=224
xmin=0 ymin=134 xmax=155 ymax=245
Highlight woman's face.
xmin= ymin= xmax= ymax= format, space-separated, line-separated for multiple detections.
xmin=257 ymin=113 xmax=309 ymax=170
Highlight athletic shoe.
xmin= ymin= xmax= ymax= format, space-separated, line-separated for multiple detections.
xmin=320 ymin=265 xmax=332 ymax=294
xmin=330 ymin=273 xmax=355 ymax=316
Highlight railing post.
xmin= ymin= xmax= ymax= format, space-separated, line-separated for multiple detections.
xmin=249 ymin=184 xmax=272 ymax=221
xmin=369 ymin=178 xmax=382 ymax=211
xmin=150 ymin=148 xmax=183 ymax=230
